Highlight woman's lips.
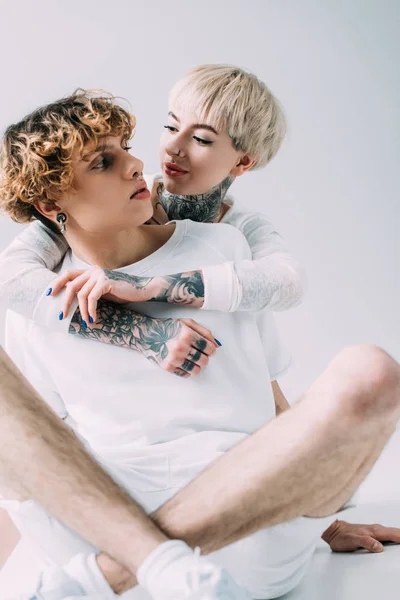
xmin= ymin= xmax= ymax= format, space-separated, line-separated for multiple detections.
xmin=164 ymin=162 xmax=189 ymax=177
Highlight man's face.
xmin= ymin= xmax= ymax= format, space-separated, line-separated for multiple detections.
xmin=159 ymin=95 xmax=242 ymax=195
xmin=58 ymin=136 xmax=153 ymax=234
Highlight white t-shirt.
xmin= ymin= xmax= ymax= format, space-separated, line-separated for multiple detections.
xmin=6 ymin=220 xmax=290 ymax=464
xmin=0 ymin=175 xmax=305 ymax=332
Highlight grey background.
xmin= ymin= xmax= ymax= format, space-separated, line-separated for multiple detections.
xmin=0 ymin=1 xmax=399 ymax=500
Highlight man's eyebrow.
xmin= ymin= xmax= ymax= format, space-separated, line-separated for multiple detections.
xmin=81 ymin=143 xmax=113 ymax=162
xmin=168 ymin=111 xmax=218 ymax=135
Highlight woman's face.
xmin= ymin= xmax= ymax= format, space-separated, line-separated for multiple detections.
xmin=54 ymin=136 xmax=153 ymax=234
xmin=159 ymin=96 xmax=243 ymax=195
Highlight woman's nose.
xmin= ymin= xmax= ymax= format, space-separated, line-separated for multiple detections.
xmin=165 ymin=136 xmax=185 ymax=158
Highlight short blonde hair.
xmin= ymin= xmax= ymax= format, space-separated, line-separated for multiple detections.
xmin=0 ymin=89 xmax=135 ymax=224
xmin=170 ymin=64 xmax=286 ymax=169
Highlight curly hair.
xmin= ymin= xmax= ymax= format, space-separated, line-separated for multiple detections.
xmin=0 ymin=89 xmax=135 ymax=224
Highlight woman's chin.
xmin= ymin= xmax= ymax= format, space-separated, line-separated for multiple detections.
xmin=163 ymin=178 xmax=207 ymax=196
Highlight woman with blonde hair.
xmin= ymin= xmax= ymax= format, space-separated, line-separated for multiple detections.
xmin=0 ymin=64 xmax=302 ymax=377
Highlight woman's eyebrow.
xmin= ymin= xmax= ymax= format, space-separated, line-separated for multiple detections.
xmin=168 ymin=111 xmax=218 ymax=135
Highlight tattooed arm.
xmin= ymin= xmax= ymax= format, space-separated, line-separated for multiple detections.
xmin=69 ymin=299 xmax=217 ymax=378
xmin=104 ymin=269 xmax=204 ymax=307
xmin=51 ymin=266 xmax=205 ymax=326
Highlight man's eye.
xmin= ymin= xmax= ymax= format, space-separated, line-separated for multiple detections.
xmin=164 ymin=125 xmax=178 ymax=132
xmin=92 ymin=156 xmax=111 ymax=170
xmin=193 ymin=136 xmax=213 ymax=145
xmin=92 ymin=159 xmax=105 ymax=170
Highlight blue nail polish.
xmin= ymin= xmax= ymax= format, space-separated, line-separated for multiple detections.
xmin=46 ymin=288 xmax=52 ymax=296
xmin=89 ymin=316 xmax=94 ymax=324
xmin=214 ymin=338 xmax=222 ymax=347
xmin=82 ymin=320 xmax=87 ymax=329
xmin=58 ymin=311 xmax=63 ymax=320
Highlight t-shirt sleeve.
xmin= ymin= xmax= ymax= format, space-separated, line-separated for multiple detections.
xmin=201 ymin=210 xmax=306 ymax=312
xmin=0 ymin=221 xmax=73 ymax=333
xmin=255 ymin=310 xmax=292 ymax=380
xmin=5 ymin=313 xmax=69 ymax=419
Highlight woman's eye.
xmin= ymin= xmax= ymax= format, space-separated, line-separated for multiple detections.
xmin=123 ymin=146 xmax=132 ymax=152
xmin=193 ymin=136 xmax=213 ymax=145
xmin=164 ymin=125 xmax=178 ymax=132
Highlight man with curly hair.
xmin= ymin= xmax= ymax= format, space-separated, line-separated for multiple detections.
xmin=0 ymin=88 xmax=400 ymax=600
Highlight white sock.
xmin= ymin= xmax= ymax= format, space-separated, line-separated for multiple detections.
xmin=63 ymin=553 xmax=117 ymax=599
xmin=137 ymin=539 xmax=201 ymax=600
xmin=37 ymin=563 xmax=86 ymax=598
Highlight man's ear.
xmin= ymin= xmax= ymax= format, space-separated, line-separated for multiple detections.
xmin=33 ymin=198 xmax=61 ymax=224
xmin=230 ymin=154 xmax=257 ymax=177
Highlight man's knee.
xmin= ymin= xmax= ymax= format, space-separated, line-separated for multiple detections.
xmin=331 ymin=344 xmax=400 ymax=420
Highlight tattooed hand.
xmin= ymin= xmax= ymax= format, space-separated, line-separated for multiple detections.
xmin=49 ymin=266 xmax=205 ymax=324
xmin=145 ymin=188 xmax=170 ymax=225
xmin=70 ymin=301 xmax=219 ymax=378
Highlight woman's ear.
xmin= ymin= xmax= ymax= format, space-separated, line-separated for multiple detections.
xmin=230 ymin=154 xmax=257 ymax=177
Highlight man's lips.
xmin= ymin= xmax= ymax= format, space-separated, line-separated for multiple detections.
xmin=130 ymin=185 xmax=150 ymax=200
xmin=164 ymin=161 xmax=189 ymax=176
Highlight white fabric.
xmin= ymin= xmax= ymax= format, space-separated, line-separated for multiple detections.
xmin=0 ymin=175 xmax=304 ymax=333
xmin=202 ymin=197 xmax=306 ymax=312
xmin=136 ymin=540 xmax=252 ymax=600
xmin=0 ymin=457 xmax=339 ymax=600
xmin=1 ymin=219 xmax=323 ymax=598
xmin=5 ymin=220 xmax=289 ymax=464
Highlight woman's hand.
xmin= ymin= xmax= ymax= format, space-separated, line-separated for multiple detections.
xmin=69 ymin=300 xmax=220 ymax=379
xmin=146 ymin=191 xmax=169 ymax=225
xmin=49 ymin=267 xmax=156 ymax=324
xmin=138 ymin=316 xmax=219 ymax=378
xmin=49 ymin=266 xmax=205 ymax=324
xmin=322 ymin=519 xmax=400 ymax=553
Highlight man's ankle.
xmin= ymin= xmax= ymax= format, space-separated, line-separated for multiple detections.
xmin=96 ymin=553 xmax=137 ymax=595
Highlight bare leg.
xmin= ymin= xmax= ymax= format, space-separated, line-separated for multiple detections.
xmin=152 ymin=345 xmax=400 ymax=551
xmin=0 ymin=345 xmax=167 ymax=575
xmin=1 ymin=345 xmax=399 ymax=594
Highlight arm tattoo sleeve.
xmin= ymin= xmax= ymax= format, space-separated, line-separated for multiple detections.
xmin=69 ymin=300 xmax=181 ymax=362
xmin=104 ymin=269 xmax=205 ymax=307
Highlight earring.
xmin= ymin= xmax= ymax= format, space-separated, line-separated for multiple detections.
xmin=56 ymin=212 xmax=67 ymax=234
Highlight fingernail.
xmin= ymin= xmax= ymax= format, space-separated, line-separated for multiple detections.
xmin=89 ymin=316 xmax=94 ymax=324
xmin=214 ymin=338 xmax=222 ymax=347
xmin=46 ymin=288 xmax=52 ymax=296
xmin=58 ymin=311 xmax=63 ymax=320
xmin=373 ymin=542 xmax=382 ymax=552
xmin=82 ymin=320 xmax=87 ymax=329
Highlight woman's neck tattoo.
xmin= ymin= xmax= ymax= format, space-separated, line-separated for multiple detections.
xmin=158 ymin=175 xmax=235 ymax=223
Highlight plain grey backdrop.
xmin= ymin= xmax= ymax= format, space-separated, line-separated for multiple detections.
xmin=0 ymin=0 xmax=399 ymax=499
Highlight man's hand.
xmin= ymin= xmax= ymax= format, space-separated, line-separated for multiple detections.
xmin=322 ymin=519 xmax=400 ymax=553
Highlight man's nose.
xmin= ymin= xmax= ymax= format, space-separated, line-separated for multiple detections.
xmin=125 ymin=154 xmax=144 ymax=179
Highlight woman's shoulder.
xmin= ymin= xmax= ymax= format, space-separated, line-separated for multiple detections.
xmin=221 ymin=197 xmax=275 ymax=233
